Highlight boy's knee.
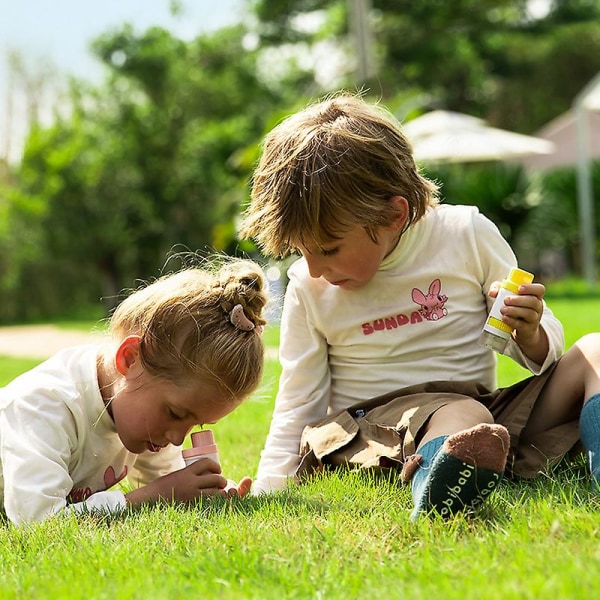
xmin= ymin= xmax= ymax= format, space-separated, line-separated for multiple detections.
xmin=443 ymin=398 xmax=493 ymax=420
xmin=430 ymin=398 xmax=493 ymax=431
xmin=574 ymin=333 xmax=600 ymax=359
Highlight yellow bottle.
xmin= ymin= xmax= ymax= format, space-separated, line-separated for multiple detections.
xmin=478 ymin=267 xmax=534 ymax=353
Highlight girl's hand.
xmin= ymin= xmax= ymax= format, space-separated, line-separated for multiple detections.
xmin=125 ymin=458 xmax=228 ymax=507
xmin=488 ymin=281 xmax=549 ymax=363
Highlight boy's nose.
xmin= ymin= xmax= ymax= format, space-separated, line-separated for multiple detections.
xmin=305 ymin=255 xmax=326 ymax=279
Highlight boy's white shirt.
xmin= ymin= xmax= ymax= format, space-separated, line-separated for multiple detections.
xmin=0 ymin=345 xmax=185 ymax=525
xmin=253 ymin=204 xmax=565 ymax=494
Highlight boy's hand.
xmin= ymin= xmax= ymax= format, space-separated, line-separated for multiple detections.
xmin=223 ymin=476 xmax=253 ymax=498
xmin=488 ymin=281 xmax=548 ymax=363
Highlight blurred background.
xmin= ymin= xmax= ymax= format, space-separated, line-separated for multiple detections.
xmin=1 ymin=0 xmax=599 ymax=324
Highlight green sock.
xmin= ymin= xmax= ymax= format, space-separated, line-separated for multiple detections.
xmin=410 ymin=423 xmax=509 ymax=520
xmin=408 ymin=435 xmax=446 ymax=517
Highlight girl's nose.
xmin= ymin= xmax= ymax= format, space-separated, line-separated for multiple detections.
xmin=168 ymin=425 xmax=192 ymax=447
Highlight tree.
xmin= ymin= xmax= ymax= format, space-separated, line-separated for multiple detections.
xmin=0 ymin=24 xmax=284 ymax=321
xmin=1 ymin=49 xmax=60 ymax=164
xmin=248 ymin=0 xmax=600 ymax=131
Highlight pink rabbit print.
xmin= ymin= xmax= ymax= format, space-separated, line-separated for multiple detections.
xmin=412 ymin=279 xmax=448 ymax=321
xmin=67 ymin=465 xmax=128 ymax=504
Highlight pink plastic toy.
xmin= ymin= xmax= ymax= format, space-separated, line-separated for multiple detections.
xmin=182 ymin=430 xmax=220 ymax=467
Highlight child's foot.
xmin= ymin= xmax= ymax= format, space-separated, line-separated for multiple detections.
xmin=410 ymin=423 xmax=509 ymax=520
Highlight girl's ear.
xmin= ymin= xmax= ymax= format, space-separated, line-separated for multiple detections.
xmin=115 ymin=335 xmax=142 ymax=376
xmin=389 ymin=196 xmax=409 ymax=232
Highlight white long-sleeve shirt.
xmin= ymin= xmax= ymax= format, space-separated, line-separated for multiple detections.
xmin=0 ymin=345 xmax=185 ymax=525
xmin=254 ymin=204 xmax=564 ymax=493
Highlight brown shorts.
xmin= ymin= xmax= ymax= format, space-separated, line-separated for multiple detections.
xmin=296 ymin=364 xmax=580 ymax=481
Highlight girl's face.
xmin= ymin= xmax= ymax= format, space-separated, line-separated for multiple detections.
xmin=104 ymin=338 xmax=237 ymax=454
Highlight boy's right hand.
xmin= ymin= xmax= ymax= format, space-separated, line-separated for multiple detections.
xmin=224 ymin=476 xmax=253 ymax=498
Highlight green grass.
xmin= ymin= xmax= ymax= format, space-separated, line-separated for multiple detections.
xmin=0 ymin=356 xmax=43 ymax=383
xmin=497 ymin=296 xmax=600 ymax=386
xmin=1 ymin=300 xmax=600 ymax=599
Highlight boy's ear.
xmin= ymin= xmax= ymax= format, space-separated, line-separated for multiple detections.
xmin=115 ymin=335 xmax=142 ymax=376
xmin=390 ymin=196 xmax=409 ymax=231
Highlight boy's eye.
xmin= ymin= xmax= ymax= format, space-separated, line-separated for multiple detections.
xmin=321 ymin=247 xmax=338 ymax=257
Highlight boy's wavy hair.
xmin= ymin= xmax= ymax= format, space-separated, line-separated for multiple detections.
xmin=109 ymin=258 xmax=268 ymax=404
xmin=241 ymin=92 xmax=439 ymax=258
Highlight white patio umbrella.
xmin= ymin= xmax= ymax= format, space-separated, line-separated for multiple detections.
xmin=402 ymin=110 xmax=556 ymax=163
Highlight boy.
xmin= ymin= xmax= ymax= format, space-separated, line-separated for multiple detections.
xmin=241 ymin=93 xmax=599 ymax=519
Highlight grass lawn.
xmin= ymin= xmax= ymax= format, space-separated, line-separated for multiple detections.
xmin=496 ymin=297 xmax=600 ymax=386
xmin=1 ymin=296 xmax=599 ymax=599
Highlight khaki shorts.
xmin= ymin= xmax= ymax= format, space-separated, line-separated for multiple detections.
xmin=296 ymin=364 xmax=580 ymax=481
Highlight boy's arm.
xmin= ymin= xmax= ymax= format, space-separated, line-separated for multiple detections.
xmin=253 ymin=278 xmax=331 ymax=494
xmin=474 ymin=210 xmax=564 ymax=373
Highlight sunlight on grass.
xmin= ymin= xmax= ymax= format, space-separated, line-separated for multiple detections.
xmin=0 ymin=356 xmax=42 ymax=385
xmin=1 ymin=297 xmax=600 ymax=598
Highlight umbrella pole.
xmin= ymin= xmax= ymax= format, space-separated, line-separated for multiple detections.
xmin=575 ymin=97 xmax=598 ymax=288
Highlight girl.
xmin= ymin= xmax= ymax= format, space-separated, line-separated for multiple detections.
xmin=0 ymin=258 xmax=268 ymax=525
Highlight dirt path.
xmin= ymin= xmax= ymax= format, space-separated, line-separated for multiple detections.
xmin=0 ymin=325 xmax=108 ymax=360
xmin=0 ymin=325 xmax=278 ymax=361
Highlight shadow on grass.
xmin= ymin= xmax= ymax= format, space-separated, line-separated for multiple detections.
xmin=2 ymin=457 xmax=596 ymax=531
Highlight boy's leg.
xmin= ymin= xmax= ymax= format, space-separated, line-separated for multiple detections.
xmin=522 ymin=333 xmax=600 ymax=438
xmin=406 ymin=400 xmax=509 ymax=519
xmin=520 ymin=333 xmax=600 ymax=484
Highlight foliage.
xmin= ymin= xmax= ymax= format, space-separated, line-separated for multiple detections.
xmin=2 ymin=1 xmax=600 ymax=321
xmin=424 ymin=162 xmax=532 ymax=247
xmin=250 ymin=0 xmax=600 ymax=131
xmin=0 ymin=25 xmax=282 ymax=321
xmin=515 ymin=162 xmax=600 ymax=276
xmin=489 ymin=19 xmax=600 ymax=132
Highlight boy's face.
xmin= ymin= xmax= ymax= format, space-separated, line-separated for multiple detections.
xmin=298 ymin=223 xmax=400 ymax=290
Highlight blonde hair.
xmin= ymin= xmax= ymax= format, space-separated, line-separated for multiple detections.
xmin=109 ymin=258 xmax=267 ymax=403
xmin=240 ymin=92 xmax=439 ymax=258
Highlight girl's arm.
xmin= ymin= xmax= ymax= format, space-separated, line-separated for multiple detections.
xmin=0 ymin=396 xmax=119 ymax=525
xmin=131 ymin=444 xmax=252 ymax=501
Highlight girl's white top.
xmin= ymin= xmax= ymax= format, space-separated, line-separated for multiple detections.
xmin=0 ymin=345 xmax=185 ymax=525
xmin=253 ymin=204 xmax=565 ymax=494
